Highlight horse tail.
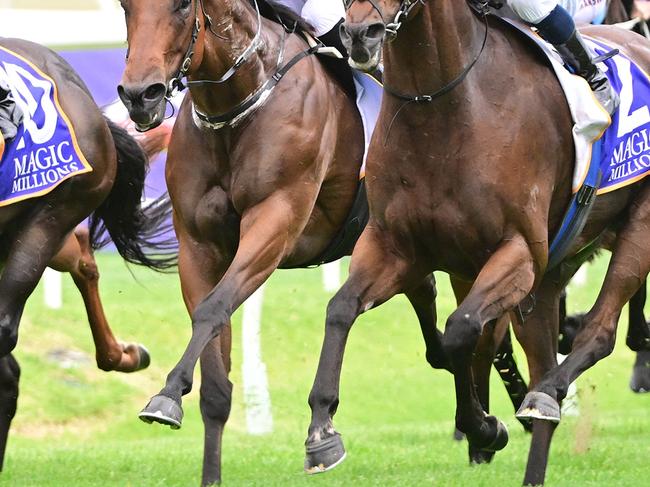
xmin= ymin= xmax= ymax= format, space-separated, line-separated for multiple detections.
xmin=87 ymin=117 xmax=177 ymax=271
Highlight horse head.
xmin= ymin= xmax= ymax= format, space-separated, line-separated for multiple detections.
xmin=341 ymin=0 xmax=425 ymax=72
xmin=117 ymin=0 xmax=205 ymax=131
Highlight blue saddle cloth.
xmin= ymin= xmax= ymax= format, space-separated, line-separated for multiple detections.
xmin=549 ymin=39 xmax=650 ymax=268
xmin=0 ymin=46 xmax=91 ymax=207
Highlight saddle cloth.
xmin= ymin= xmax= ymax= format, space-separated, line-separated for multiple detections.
xmin=505 ymin=19 xmax=650 ymax=195
xmin=0 ymin=46 xmax=92 ymax=207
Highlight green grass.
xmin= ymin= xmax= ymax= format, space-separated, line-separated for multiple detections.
xmin=1 ymin=254 xmax=649 ymax=486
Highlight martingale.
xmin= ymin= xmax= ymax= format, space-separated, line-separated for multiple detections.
xmin=0 ymin=46 xmax=91 ymax=207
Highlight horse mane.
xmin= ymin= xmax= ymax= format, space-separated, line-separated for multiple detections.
xmin=254 ymin=0 xmax=315 ymax=34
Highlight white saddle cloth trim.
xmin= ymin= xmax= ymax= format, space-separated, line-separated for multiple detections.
xmin=353 ymin=71 xmax=382 ymax=179
xmin=504 ymin=18 xmax=611 ymax=193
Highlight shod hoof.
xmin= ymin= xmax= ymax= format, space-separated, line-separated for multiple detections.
xmin=304 ymin=433 xmax=346 ymax=474
xmin=516 ymin=391 xmax=561 ymax=423
xmin=139 ymin=394 xmax=183 ymax=429
xmin=482 ymin=419 xmax=509 ymax=452
xmin=135 ymin=344 xmax=151 ymax=371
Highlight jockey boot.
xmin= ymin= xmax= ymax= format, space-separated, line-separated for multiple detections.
xmin=554 ymin=30 xmax=620 ymax=115
xmin=317 ymin=19 xmax=357 ymax=100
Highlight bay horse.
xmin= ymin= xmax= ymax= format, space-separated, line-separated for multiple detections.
xmin=117 ymin=0 xmax=466 ymax=483
xmin=0 ymin=37 xmax=174 ymax=469
xmin=303 ymin=0 xmax=650 ymax=485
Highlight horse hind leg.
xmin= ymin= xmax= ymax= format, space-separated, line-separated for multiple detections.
xmin=492 ymin=325 xmax=531 ymax=432
xmin=49 ymin=227 xmax=149 ymax=373
xmin=443 ymin=235 xmax=536 ymax=458
xmin=0 ymin=354 xmax=19 ymax=471
xmin=623 ymin=280 xmax=650 ymax=392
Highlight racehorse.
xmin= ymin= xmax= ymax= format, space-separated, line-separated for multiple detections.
xmin=116 ymin=0 xmax=452 ymax=483
xmin=0 ymin=37 xmax=174 ymax=470
xmin=303 ymin=1 xmax=650 ymax=485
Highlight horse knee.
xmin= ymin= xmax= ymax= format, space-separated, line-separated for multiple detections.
xmin=200 ymin=380 xmax=233 ymax=424
xmin=324 ymin=295 xmax=358 ymax=334
xmin=443 ymin=310 xmax=481 ymax=359
xmin=593 ymin=323 xmax=617 ymax=359
xmin=192 ymin=300 xmax=229 ymax=337
xmin=0 ymin=317 xmax=18 ymax=358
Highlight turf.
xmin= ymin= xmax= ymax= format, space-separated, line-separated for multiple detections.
xmin=1 ymin=253 xmax=648 ymax=486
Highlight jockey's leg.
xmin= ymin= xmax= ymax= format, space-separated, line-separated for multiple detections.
xmin=507 ymin=0 xmax=619 ymax=114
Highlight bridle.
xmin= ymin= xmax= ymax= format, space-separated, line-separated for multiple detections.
xmin=166 ymin=0 xmax=264 ymax=97
xmin=163 ymin=0 xmax=321 ymax=130
xmin=362 ymin=0 xmax=427 ymax=40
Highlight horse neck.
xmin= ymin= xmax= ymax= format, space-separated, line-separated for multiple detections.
xmin=383 ymin=1 xmax=483 ymax=102
xmin=189 ymin=0 xmax=281 ymax=116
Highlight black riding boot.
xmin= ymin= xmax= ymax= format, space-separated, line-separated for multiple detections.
xmin=554 ymin=30 xmax=620 ymax=115
xmin=317 ymin=20 xmax=357 ymax=99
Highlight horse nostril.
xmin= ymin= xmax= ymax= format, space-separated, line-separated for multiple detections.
xmin=143 ymin=84 xmax=166 ymax=103
xmin=365 ymin=23 xmax=386 ymax=42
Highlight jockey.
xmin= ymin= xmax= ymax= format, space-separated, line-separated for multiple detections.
xmin=269 ymin=0 xmax=355 ymax=97
xmin=508 ymin=0 xmax=619 ymax=114
xmin=0 ymin=77 xmax=22 ymax=143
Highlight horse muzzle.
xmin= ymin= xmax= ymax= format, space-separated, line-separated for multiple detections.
xmin=117 ymin=82 xmax=167 ymax=132
xmin=340 ymin=22 xmax=385 ymax=73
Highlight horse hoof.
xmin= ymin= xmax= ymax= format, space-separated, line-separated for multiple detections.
xmin=630 ymin=352 xmax=650 ymax=393
xmin=139 ymin=394 xmax=183 ymax=429
xmin=304 ymin=433 xmax=346 ymax=474
xmin=135 ymin=344 xmax=151 ymax=371
xmin=482 ymin=419 xmax=508 ymax=452
xmin=469 ymin=448 xmax=495 ymax=465
xmin=516 ymin=391 xmax=561 ymax=423
xmin=453 ymin=427 xmax=466 ymax=442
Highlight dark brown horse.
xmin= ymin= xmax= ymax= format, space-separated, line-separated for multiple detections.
xmin=0 ymin=37 xmax=174 ymax=470
xmin=304 ymin=1 xmax=650 ymax=485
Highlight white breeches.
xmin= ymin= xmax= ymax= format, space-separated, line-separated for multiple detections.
xmin=507 ymin=0 xmax=608 ymax=25
xmin=272 ymin=0 xmax=345 ymax=36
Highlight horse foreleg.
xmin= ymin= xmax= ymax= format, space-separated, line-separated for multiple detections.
xmin=517 ymin=187 xmax=650 ymax=485
xmin=443 ymin=235 xmax=536 ymax=457
xmin=200 ymin=331 xmax=232 ymax=486
xmin=512 ymin=278 xmax=563 ymax=486
xmin=0 ymin=354 xmax=19 ymax=471
xmin=405 ymin=274 xmax=451 ymax=372
xmin=140 ymin=194 xmax=309 ymax=429
xmin=305 ymin=225 xmax=423 ymax=473
xmin=49 ymin=227 xmax=149 ymax=373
